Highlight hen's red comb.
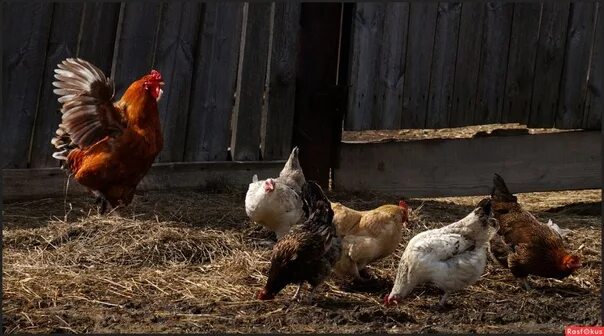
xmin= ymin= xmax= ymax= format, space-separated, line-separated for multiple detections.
xmin=399 ymin=200 xmax=408 ymax=209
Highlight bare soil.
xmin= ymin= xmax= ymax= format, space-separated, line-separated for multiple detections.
xmin=2 ymin=188 xmax=601 ymax=333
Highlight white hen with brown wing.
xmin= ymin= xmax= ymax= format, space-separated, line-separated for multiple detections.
xmin=385 ymin=199 xmax=499 ymax=308
xmin=245 ymin=147 xmax=307 ymax=239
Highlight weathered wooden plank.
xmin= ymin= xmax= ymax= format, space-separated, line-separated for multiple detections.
xmin=450 ymin=3 xmax=485 ymax=127
xmin=528 ymin=1 xmax=571 ymax=128
xmin=29 ymin=3 xmax=84 ymax=168
xmin=502 ymin=3 xmax=542 ymax=124
xmin=584 ymin=3 xmax=602 ymax=130
xmin=76 ymin=3 xmax=121 ymax=74
xmin=262 ymin=3 xmax=301 ymax=160
xmin=556 ymin=2 xmax=598 ymax=129
xmin=184 ymin=3 xmax=243 ymax=162
xmin=345 ymin=3 xmax=385 ymax=130
xmin=426 ymin=2 xmax=461 ymax=129
xmin=475 ymin=2 xmax=514 ymax=125
xmin=153 ymin=2 xmax=203 ymax=163
xmin=1 ymin=161 xmax=285 ymax=202
xmin=1 ymin=3 xmax=53 ymax=169
xmin=230 ymin=3 xmax=272 ymax=161
xmin=401 ymin=3 xmax=438 ymax=129
xmin=374 ymin=3 xmax=409 ymax=130
xmin=111 ymin=2 xmax=162 ymax=98
xmin=335 ymin=131 xmax=601 ymax=197
xmin=294 ymin=3 xmax=345 ymax=186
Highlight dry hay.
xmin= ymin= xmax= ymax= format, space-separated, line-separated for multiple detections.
xmin=2 ymin=189 xmax=601 ymax=333
xmin=342 ymin=123 xmax=576 ymax=143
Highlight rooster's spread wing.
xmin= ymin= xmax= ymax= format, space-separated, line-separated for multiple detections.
xmin=52 ymin=58 xmax=126 ymax=149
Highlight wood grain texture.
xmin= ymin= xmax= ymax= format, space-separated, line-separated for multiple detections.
xmin=584 ymin=3 xmax=602 ymax=130
xmin=184 ymin=3 xmax=243 ymax=162
xmin=111 ymin=2 xmax=162 ymax=98
xmin=335 ymin=131 xmax=601 ymax=197
xmin=230 ymin=3 xmax=272 ymax=161
xmin=374 ymin=3 xmax=409 ymax=130
xmin=449 ymin=3 xmax=485 ymax=127
xmin=154 ymin=2 xmax=203 ymax=163
xmin=502 ymin=3 xmax=541 ymax=124
xmin=262 ymin=3 xmax=301 ymax=160
xmin=345 ymin=3 xmax=386 ymax=130
xmin=426 ymin=2 xmax=461 ymax=129
xmin=401 ymin=3 xmax=438 ymax=129
xmin=76 ymin=3 xmax=121 ymax=74
xmin=2 ymin=161 xmax=285 ymax=201
xmin=29 ymin=3 xmax=84 ymax=168
xmin=528 ymin=1 xmax=571 ymax=128
xmin=556 ymin=2 xmax=598 ymax=129
xmin=1 ymin=2 xmax=53 ymax=168
xmin=475 ymin=2 xmax=514 ymax=125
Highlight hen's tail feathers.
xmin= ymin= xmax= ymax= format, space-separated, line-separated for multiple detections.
xmin=491 ymin=173 xmax=518 ymax=202
xmin=477 ymin=198 xmax=492 ymax=216
xmin=283 ymin=146 xmax=302 ymax=171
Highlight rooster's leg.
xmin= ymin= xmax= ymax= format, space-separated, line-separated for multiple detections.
xmin=93 ymin=191 xmax=109 ymax=215
xmin=292 ymin=283 xmax=303 ymax=301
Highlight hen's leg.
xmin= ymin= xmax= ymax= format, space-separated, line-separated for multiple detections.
xmin=305 ymin=284 xmax=320 ymax=305
xmin=292 ymin=283 xmax=303 ymax=301
xmin=438 ymin=292 xmax=449 ymax=308
xmin=519 ymin=277 xmax=531 ymax=291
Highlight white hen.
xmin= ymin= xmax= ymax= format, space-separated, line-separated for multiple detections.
xmin=385 ymin=198 xmax=499 ymax=308
xmin=245 ymin=147 xmax=307 ymax=239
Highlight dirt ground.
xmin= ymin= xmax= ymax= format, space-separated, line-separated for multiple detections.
xmin=2 ymin=186 xmax=601 ymax=333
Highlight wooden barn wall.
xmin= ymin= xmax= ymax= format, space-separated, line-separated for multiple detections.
xmin=1 ymin=2 xmax=301 ymax=169
xmin=345 ymin=2 xmax=602 ymax=131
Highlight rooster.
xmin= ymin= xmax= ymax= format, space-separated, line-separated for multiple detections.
xmin=51 ymin=58 xmax=164 ymax=213
xmin=385 ymin=198 xmax=498 ymax=308
xmin=332 ymin=200 xmax=410 ymax=282
xmin=488 ymin=173 xmax=582 ymax=289
xmin=256 ymin=181 xmax=341 ymax=303
xmin=245 ymin=147 xmax=306 ymax=239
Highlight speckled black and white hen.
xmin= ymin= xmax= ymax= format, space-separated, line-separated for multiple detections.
xmin=256 ymin=181 xmax=341 ymax=303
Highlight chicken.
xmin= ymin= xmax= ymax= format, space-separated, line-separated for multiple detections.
xmin=51 ymin=58 xmax=164 ymax=213
xmin=385 ymin=198 xmax=498 ymax=308
xmin=245 ymin=147 xmax=306 ymax=239
xmin=488 ymin=173 xmax=581 ymax=289
xmin=256 ymin=181 xmax=341 ymax=303
xmin=332 ymin=200 xmax=410 ymax=281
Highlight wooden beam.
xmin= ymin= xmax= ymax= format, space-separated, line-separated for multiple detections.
xmin=293 ymin=3 xmax=346 ymax=187
xmin=2 ymin=161 xmax=284 ymax=202
xmin=334 ymin=131 xmax=601 ymax=197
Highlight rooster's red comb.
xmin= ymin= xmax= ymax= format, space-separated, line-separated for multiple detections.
xmin=149 ymin=69 xmax=162 ymax=81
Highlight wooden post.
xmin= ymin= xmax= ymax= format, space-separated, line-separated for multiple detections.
xmin=293 ymin=3 xmax=349 ymax=188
